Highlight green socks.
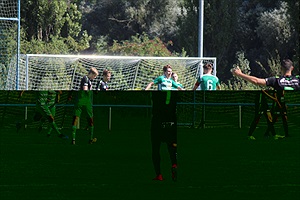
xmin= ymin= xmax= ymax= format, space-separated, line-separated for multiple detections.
xmin=72 ymin=125 xmax=77 ymax=140
xmin=89 ymin=126 xmax=94 ymax=140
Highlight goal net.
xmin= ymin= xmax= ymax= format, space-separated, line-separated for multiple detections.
xmin=5 ymin=54 xmax=217 ymax=90
xmin=0 ymin=0 xmax=20 ymax=90
xmin=1 ymin=91 xmax=299 ymax=131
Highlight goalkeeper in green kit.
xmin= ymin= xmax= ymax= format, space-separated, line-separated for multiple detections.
xmin=16 ymin=90 xmax=68 ymax=139
xmin=71 ymin=67 xmax=99 ymax=145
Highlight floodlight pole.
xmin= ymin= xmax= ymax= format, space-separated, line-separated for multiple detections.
xmin=16 ymin=0 xmax=21 ymax=90
xmin=198 ymin=0 xmax=204 ymax=58
xmin=195 ymin=0 xmax=205 ymax=128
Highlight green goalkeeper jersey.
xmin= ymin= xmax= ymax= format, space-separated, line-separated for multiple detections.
xmin=36 ymin=91 xmax=57 ymax=106
xmin=77 ymin=90 xmax=93 ymax=104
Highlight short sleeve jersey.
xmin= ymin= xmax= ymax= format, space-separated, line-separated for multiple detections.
xmin=265 ymin=75 xmax=300 ymax=90
xmin=153 ymin=75 xmax=180 ymax=90
xmin=197 ymin=74 xmax=220 ymax=90
xmin=96 ymin=79 xmax=109 ymax=91
xmin=172 ymin=82 xmax=183 ymax=90
xmin=80 ymin=76 xmax=92 ymax=90
xmin=77 ymin=75 xmax=93 ymax=104
xmin=36 ymin=91 xmax=57 ymax=106
xmin=151 ymin=91 xmax=178 ymax=121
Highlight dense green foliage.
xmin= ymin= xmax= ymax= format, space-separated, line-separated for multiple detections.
xmin=20 ymin=0 xmax=91 ymax=53
xmin=108 ymin=33 xmax=186 ymax=57
xmin=15 ymin=0 xmax=300 ymax=89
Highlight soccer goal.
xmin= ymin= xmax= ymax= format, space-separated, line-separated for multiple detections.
xmin=5 ymin=54 xmax=217 ymax=90
xmin=0 ymin=0 xmax=21 ymax=90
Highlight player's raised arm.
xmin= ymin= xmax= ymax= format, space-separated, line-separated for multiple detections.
xmin=145 ymin=82 xmax=154 ymax=90
xmin=231 ymin=67 xmax=266 ymax=86
xmin=193 ymin=81 xmax=200 ymax=90
xmin=171 ymin=79 xmax=184 ymax=90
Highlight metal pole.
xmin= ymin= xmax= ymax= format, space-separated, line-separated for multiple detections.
xmin=108 ymin=107 xmax=111 ymax=131
xmin=198 ymin=0 xmax=204 ymax=58
xmin=239 ymin=105 xmax=242 ymax=128
xmin=16 ymin=0 xmax=21 ymax=90
xmin=132 ymin=59 xmax=142 ymax=90
xmin=197 ymin=0 xmax=204 ymax=128
xmin=24 ymin=106 xmax=28 ymax=129
xmin=203 ymin=91 xmax=206 ymax=129
xmin=193 ymin=90 xmax=196 ymax=128
xmin=25 ymin=55 xmax=29 ymax=90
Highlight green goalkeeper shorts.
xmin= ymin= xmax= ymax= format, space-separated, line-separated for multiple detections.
xmin=74 ymin=102 xmax=93 ymax=118
xmin=35 ymin=104 xmax=56 ymax=118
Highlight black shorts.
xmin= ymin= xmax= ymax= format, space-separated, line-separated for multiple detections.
xmin=254 ymin=93 xmax=269 ymax=114
xmin=151 ymin=119 xmax=177 ymax=144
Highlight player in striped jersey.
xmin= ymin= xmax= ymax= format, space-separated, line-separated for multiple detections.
xmin=232 ymin=59 xmax=299 ymax=139
xmin=96 ymin=69 xmax=111 ymax=91
xmin=245 ymin=90 xmax=280 ymax=140
xmin=231 ymin=59 xmax=299 ymax=90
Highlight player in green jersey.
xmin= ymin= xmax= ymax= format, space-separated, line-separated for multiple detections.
xmin=193 ymin=63 xmax=220 ymax=128
xmin=16 ymin=91 xmax=68 ymax=139
xmin=193 ymin=63 xmax=221 ymax=90
xmin=145 ymin=65 xmax=184 ymax=91
xmin=71 ymin=67 xmax=99 ymax=145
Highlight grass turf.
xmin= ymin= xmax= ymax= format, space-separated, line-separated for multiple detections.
xmin=0 ymin=124 xmax=299 ymax=200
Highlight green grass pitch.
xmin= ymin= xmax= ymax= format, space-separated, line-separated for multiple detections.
xmin=0 ymin=120 xmax=299 ymax=200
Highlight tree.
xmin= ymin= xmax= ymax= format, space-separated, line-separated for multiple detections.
xmin=16 ymin=0 xmax=299 ymax=87
xmin=21 ymin=0 xmax=91 ymax=54
xmin=235 ymin=1 xmax=299 ymax=78
xmin=108 ymin=33 xmax=179 ymax=57
xmin=177 ymin=0 xmax=240 ymax=80
xmin=203 ymin=0 xmax=240 ymax=78
xmin=177 ymin=0 xmax=198 ymax=57
xmin=284 ymin=0 xmax=299 ymax=71
xmin=225 ymin=51 xmax=262 ymax=90
xmin=257 ymin=2 xmax=296 ymax=59
xmin=81 ymin=0 xmax=183 ymax=53
xmin=236 ymin=0 xmax=280 ymax=43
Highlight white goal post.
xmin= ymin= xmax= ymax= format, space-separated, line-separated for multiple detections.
xmin=6 ymin=54 xmax=217 ymax=90
xmin=0 ymin=0 xmax=21 ymax=90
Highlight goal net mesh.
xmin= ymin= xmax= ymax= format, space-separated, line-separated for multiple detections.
xmin=5 ymin=55 xmax=216 ymax=90
xmin=0 ymin=0 xmax=19 ymax=90
xmin=0 ymin=91 xmax=299 ymax=131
